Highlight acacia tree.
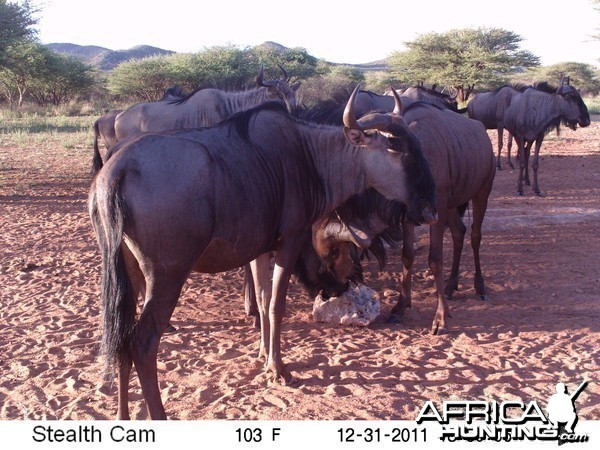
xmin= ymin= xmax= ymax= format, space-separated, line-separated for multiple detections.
xmin=108 ymin=55 xmax=175 ymax=101
xmin=0 ymin=0 xmax=37 ymax=68
xmin=0 ymin=40 xmax=47 ymax=107
xmin=521 ymin=62 xmax=600 ymax=94
xmin=388 ymin=28 xmax=540 ymax=102
xmin=28 ymin=50 xmax=96 ymax=106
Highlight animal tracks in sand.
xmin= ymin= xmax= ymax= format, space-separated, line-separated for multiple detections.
xmin=1 ymin=122 xmax=599 ymax=419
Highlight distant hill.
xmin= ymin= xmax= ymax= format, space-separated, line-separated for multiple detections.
xmin=45 ymin=43 xmax=175 ymax=70
xmin=45 ymin=41 xmax=388 ymax=72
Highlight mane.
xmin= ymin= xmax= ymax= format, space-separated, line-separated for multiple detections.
xmin=168 ymin=85 xmax=265 ymax=105
xmin=511 ymin=83 xmax=531 ymax=93
xmin=300 ymin=99 xmax=345 ymax=126
xmin=403 ymin=100 xmax=447 ymax=114
xmin=160 ymin=85 xmax=187 ymax=101
xmin=410 ymin=85 xmax=454 ymax=100
xmin=532 ymin=81 xmax=558 ymax=94
xmin=168 ymin=87 xmax=203 ymax=105
xmin=360 ymin=89 xmax=386 ymax=99
xmin=226 ymin=101 xmax=328 ymax=224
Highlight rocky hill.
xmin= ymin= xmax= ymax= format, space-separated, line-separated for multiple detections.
xmin=45 ymin=43 xmax=175 ymax=70
xmin=46 ymin=42 xmax=388 ymax=71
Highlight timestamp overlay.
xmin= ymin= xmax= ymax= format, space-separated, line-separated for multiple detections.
xmin=1 ymin=420 xmax=596 ymax=449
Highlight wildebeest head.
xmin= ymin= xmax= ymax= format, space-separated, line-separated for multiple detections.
xmin=556 ymin=81 xmax=591 ymax=130
xmin=256 ymin=64 xmax=301 ymax=114
xmin=343 ymin=85 xmax=437 ymax=226
xmin=295 ymin=229 xmax=364 ymax=298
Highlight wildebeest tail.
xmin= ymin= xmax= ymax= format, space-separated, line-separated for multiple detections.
xmin=92 ymin=120 xmax=104 ymax=175
xmin=89 ymin=178 xmax=135 ymax=379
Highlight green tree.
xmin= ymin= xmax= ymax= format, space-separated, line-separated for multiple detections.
xmin=186 ymin=45 xmax=257 ymax=89
xmin=300 ymin=63 xmax=365 ymax=106
xmin=28 ymin=50 xmax=96 ymax=106
xmin=388 ymin=27 xmax=540 ymax=102
xmin=251 ymin=44 xmax=319 ymax=81
xmin=0 ymin=40 xmax=47 ymax=107
xmin=108 ymin=55 xmax=175 ymax=101
xmin=520 ymin=62 xmax=600 ymax=95
xmin=0 ymin=0 xmax=37 ymax=67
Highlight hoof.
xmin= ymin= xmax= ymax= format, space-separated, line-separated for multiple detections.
xmin=268 ymin=370 xmax=295 ymax=387
xmin=431 ymin=325 xmax=449 ymax=335
xmin=479 ymin=294 xmax=488 ymax=301
xmin=165 ymin=323 xmax=177 ymax=333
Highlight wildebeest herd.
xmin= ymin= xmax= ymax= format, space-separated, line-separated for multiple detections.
xmin=90 ymin=66 xmax=590 ymax=419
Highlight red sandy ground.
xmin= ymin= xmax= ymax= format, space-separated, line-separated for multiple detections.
xmin=0 ymin=119 xmax=598 ymax=420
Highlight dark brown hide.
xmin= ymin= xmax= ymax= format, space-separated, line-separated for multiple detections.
xmin=467 ymin=85 xmax=522 ymax=169
xmin=89 ymin=95 xmax=435 ymax=419
xmin=503 ymin=82 xmax=590 ymax=195
xmin=313 ymin=103 xmax=496 ymax=335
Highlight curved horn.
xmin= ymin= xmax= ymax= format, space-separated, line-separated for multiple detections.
xmin=343 ymin=84 xmax=363 ymax=130
xmin=390 ymin=86 xmax=404 ymax=116
xmin=278 ymin=64 xmax=289 ymax=80
xmin=320 ymin=219 xmax=372 ymax=249
xmin=256 ymin=64 xmax=265 ymax=86
xmin=256 ymin=64 xmax=276 ymax=87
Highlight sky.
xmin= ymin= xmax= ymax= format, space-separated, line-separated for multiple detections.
xmin=28 ymin=0 xmax=600 ymax=67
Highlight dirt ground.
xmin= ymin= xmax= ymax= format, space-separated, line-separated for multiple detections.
xmin=0 ymin=118 xmax=599 ymax=420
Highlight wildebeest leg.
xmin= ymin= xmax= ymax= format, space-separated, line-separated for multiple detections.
xmin=496 ymin=127 xmax=504 ymax=169
xmin=131 ymin=274 xmax=186 ymax=420
xmin=117 ymin=246 xmax=143 ymax=420
xmin=389 ymin=222 xmax=415 ymax=322
xmin=516 ymin=137 xmax=527 ymax=195
xmin=267 ymin=261 xmax=293 ymax=384
xmin=428 ymin=212 xmax=451 ymax=335
xmin=243 ymin=264 xmax=260 ymax=329
xmin=507 ymin=133 xmax=515 ymax=169
xmin=117 ymin=356 xmax=133 ymax=420
xmin=531 ymin=136 xmax=544 ymax=196
xmin=266 ymin=242 xmax=303 ymax=385
xmin=250 ymin=254 xmax=272 ymax=362
xmin=523 ymin=141 xmax=533 ymax=186
xmin=444 ymin=208 xmax=466 ymax=299
xmin=471 ymin=184 xmax=493 ymax=300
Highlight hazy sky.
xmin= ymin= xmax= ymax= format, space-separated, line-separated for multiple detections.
xmin=30 ymin=0 xmax=600 ymax=66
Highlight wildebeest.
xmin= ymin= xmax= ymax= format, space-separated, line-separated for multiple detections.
xmin=89 ymin=87 xmax=436 ymax=419
xmin=92 ymin=86 xmax=187 ymax=172
xmin=467 ymin=85 xmax=524 ymax=169
xmin=504 ymin=80 xmax=590 ymax=195
xmin=387 ymin=85 xmax=462 ymax=112
xmin=311 ymin=93 xmax=496 ymax=335
xmin=113 ymin=65 xmax=300 ymax=144
xmin=303 ymin=85 xmax=462 ymax=126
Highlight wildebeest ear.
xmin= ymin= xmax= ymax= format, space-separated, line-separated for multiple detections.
xmin=291 ymin=81 xmax=301 ymax=92
xmin=343 ymin=127 xmax=372 ymax=146
xmin=386 ymin=136 xmax=409 ymax=153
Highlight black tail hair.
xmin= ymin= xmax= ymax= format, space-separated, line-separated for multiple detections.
xmin=89 ymin=178 xmax=136 ymax=379
xmin=91 ymin=121 xmax=104 ymax=175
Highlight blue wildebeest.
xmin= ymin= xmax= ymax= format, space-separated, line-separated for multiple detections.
xmin=303 ymin=85 xmax=462 ymax=126
xmin=92 ymin=86 xmax=187 ymax=172
xmin=112 ymin=65 xmax=300 ymax=144
xmin=467 ymin=85 xmax=526 ymax=169
xmin=504 ymin=80 xmax=590 ymax=195
xmin=89 ymin=87 xmax=436 ymax=419
xmin=309 ymin=90 xmax=496 ymax=334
